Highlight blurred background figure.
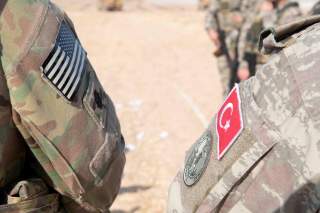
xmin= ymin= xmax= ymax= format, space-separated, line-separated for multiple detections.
xmin=233 ymin=0 xmax=267 ymax=84
xmin=98 ymin=0 xmax=123 ymax=11
xmin=273 ymin=0 xmax=302 ymax=25
xmin=237 ymin=0 xmax=301 ymax=81
xmin=310 ymin=0 xmax=320 ymax=14
xmin=205 ymin=0 xmax=245 ymax=97
xmin=198 ymin=0 xmax=210 ymax=10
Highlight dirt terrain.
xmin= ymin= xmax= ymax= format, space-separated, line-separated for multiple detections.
xmin=52 ymin=0 xmax=222 ymax=212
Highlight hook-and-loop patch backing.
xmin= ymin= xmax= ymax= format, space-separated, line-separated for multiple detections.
xmin=41 ymin=21 xmax=86 ymax=101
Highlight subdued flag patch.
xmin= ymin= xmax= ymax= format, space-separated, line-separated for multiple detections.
xmin=41 ymin=21 xmax=86 ymax=101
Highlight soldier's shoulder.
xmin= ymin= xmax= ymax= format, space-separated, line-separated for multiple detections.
xmin=0 ymin=0 xmax=51 ymax=66
xmin=259 ymin=16 xmax=320 ymax=56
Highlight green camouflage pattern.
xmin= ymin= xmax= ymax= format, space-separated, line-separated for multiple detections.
xmin=205 ymin=0 xmax=245 ymax=95
xmin=0 ymin=0 xmax=125 ymax=212
xmin=238 ymin=0 xmax=301 ymax=69
xmin=168 ymin=16 xmax=320 ymax=212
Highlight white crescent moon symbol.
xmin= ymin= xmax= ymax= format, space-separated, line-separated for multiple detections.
xmin=219 ymin=102 xmax=234 ymax=131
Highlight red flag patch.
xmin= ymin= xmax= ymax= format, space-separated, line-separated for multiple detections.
xmin=216 ymin=84 xmax=243 ymax=160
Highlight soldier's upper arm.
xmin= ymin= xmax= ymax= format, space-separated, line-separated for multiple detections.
xmin=168 ymin=19 xmax=320 ymax=213
xmin=0 ymin=0 xmax=125 ymax=211
xmin=205 ymin=0 xmax=220 ymax=30
xmin=278 ymin=6 xmax=302 ymax=26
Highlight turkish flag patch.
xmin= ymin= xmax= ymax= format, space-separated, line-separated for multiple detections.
xmin=216 ymin=84 xmax=244 ymax=160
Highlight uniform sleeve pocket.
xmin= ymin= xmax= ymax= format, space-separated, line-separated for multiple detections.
xmin=83 ymin=65 xmax=124 ymax=184
xmin=89 ymin=133 xmax=125 ymax=185
xmin=83 ymin=67 xmax=110 ymax=129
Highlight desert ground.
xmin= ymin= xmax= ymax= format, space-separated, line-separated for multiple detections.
xmin=53 ymin=0 xmax=222 ymax=212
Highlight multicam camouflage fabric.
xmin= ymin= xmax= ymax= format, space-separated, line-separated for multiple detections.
xmin=0 ymin=0 xmax=125 ymax=212
xmin=168 ymin=16 xmax=320 ymax=212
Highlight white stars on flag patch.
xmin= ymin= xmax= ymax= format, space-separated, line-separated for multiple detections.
xmin=42 ymin=21 xmax=86 ymax=100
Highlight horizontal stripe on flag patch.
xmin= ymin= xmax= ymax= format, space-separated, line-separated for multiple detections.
xmin=41 ymin=21 xmax=86 ymax=101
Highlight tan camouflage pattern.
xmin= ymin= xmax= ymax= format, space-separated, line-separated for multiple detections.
xmin=98 ymin=0 xmax=123 ymax=11
xmin=168 ymin=16 xmax=320 ymax=212
xmin=0 ymin=0 xmax=125 ymax=212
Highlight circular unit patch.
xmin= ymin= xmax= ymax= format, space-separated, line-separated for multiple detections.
xmin=183 ymin=132 xmax=212 ymax=186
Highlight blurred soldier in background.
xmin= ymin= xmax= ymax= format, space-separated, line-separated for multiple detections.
xmin=98 ymin=0 xmax=123 ymax=11
xmin=237 ymin=0 xmax=301 ymax=81
xmin=168 ymin=15 xmax=320 ymax=212
xmin=0 ymin=0 xmax=125 ymax=212
xmin=199 ymin=0 xmax=210 ymax=10
xmin=273 ymin=0 xmax=301 ymax=25
xmin=205 ymin=0 xmax=245 ymax=97
xmin=235 ymin=0 xmax=268 ymax=82
xmin=310 ymin=0 xmax=320 ymax=15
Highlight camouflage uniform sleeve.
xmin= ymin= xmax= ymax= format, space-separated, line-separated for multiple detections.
xmin=205 ymin=0 xmax=220 ymax=31
xmin=168 ymin=18 xmax=320 ymax=213
xmin=0 ymin=65 xmax=26 ymax=189
xmin=0 ymin=0 xmax=125 ymax=212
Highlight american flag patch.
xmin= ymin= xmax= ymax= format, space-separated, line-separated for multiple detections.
xmin=41 ymin=21 xmax=86 ymax=101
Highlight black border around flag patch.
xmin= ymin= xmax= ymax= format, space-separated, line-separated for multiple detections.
xmin=41 ymin=21 xmax=86 ymax=101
